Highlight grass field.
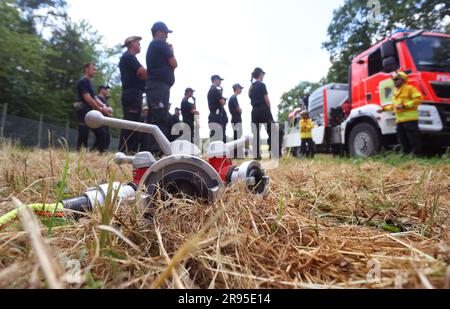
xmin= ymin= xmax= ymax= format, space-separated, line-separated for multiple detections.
xmin=0 ymin=141 xmax=449 ymax=289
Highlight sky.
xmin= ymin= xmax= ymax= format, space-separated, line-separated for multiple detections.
xmin=67 ymin=0 xmax=345 ymax=137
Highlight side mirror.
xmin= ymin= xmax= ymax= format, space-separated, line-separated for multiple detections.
xmin=381 ymin=40 xmax=397 ymax=58
xmin=382 ymin=56 xmax=399 ymax=73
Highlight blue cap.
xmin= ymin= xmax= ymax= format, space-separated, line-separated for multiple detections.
xmin=151 ymin=22 xmax=173 ymax=35
xmin=211 ymin=75 xmax=224 ymax=82
xmin=185 ymin=87 xmax=195 ymax=95
xmin=253 ymin=67 xmax=266 ymax=75
xmin=233 ymin=84 xmax=244 ymax=90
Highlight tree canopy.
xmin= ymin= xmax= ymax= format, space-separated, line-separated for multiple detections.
xmin=0 ymin=0 xmax=121 ymax=125
xmin=278 ymin=0 xmax=450 ymax=121
xmin=277 ymin=81 xmax=321 ymax=124
xmin=323 ymin=0 xmax=450 ymax=83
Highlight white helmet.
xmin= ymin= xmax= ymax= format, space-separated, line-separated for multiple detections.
xmin=304 ymin=90 xmax=310 ymax=95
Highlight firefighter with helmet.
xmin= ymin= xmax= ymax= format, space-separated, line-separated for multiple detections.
xmin=379 ymin=71 xmax=423 ymax=156
xmin=300 ymin=111 xmax=315 ymax=158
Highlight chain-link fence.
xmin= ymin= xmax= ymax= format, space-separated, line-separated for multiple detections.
xmin=0 ymin=104 xmax=119 ymax=150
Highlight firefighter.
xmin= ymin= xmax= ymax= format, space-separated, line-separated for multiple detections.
xmin=380 ymin=71 xmax=423 ymax=156
xmin=75 ymin=63 xmax=109 ymax=153
xmin=249 ymin=67 xmax=274 ymax=160
xmin=96 ymin=85 xmax=112 ymax=150
xmin=300 ymin=111 xmax=315 ymax=158
xmin=181 ymin=88 xmax=198 ymax=143
xmin=208 ymin=75 xmax=228 ymax=143
xmin=118 ymin=36 xmax=147 ymax=154
xmin=172 ymin=107 xmax=181 ymax=125
xmin=229 ymin=83 xmax=244 ymax=159
xmin=303 ymin=90 xmax=310 ymax=110
xmin=146 ymin=22 xmax=178 ymax=155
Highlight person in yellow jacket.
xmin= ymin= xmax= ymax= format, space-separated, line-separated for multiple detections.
xmin=300 ymin=111 xmax=315 ymax=158
xmin=381 ymin=71 xmax=423 ymax=156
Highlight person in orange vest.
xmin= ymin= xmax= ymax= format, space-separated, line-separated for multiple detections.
xmin=300 ymin=111 xmax=315 ymax=158
xmin=380 ymin=71 xmax=423 ymax=156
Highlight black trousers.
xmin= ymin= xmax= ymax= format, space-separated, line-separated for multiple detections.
xmin=301 ymin=138 xmax=316 ymax=158
xmin=187 ymin=122 xmax=195 ymax=144
xmin=93 ymin=127 xmax=110 ymax=151
xmin=77 ymin=109 xmax=108 ymax=153
xmin=119 ymin=89 xmax=143 ymax=154
xmin=104 ymin=127 xmax=111 ymax=150
xmin=397 ymin=121 xmax=422 ymax=156
xmin=118 ymin=108 xmax=141 ymax=154
xmin=252 ymin=107 xmax=274 ymax=160
xmin=232 ymin=123 xmax=243 ymax=159
xmin=209 ymin=123 xmax=227 ymax=144
xmin=253 ymin=122 xmax=272 ymax=160
xmin=145 ymin=81 xmax=171 ymax=154
xmin=232 ymin=123 xmax=243 ymax=141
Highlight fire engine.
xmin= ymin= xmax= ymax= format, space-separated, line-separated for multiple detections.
xmin=284 ymin=29 xmax=450 ymax=157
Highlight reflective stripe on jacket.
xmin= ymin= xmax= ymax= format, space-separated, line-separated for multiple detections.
xmin=383 ymin=84 xmax=423 ymax=123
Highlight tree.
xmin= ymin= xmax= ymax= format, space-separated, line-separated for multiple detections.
xmin=0 ymin=0 xmax=121 ymax=127
xmin=0 ymin=0 xmax=53 ymax=119
xmin=45 ymin=20 xmax=121 ymax=124
xmin=278 ymin=81 xmax=321 ymax=124
xmin=16 ymin=0 xmax=68 ymax=35
xmin=323 ymin=0 xmax=450 ymax=83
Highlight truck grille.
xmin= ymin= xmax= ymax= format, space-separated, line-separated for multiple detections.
xmin=443 ymin=111 xmax=450 ymax=127
xmin=436 ymin=104 xmax=450 ymax=130
xmin=431 ymin=82 xmax=450 ymax=99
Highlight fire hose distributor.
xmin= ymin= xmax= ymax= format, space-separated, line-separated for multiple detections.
xmin=86 ymin=111 xmax=223 ymax=205
xmin=1 ymin=115 xmax=270 ymax=226
xmin=85 ymin=111 xmax=269 ymax=205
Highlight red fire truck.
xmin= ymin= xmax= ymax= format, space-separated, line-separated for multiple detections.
xmin=284 ymin=29 xmax=450 ymax=157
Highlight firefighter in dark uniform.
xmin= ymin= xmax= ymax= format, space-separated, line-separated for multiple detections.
xmin=229 ymin=83 xmax=244 ymax=158
xmin=146 ymin=21 xmax=178 ymax=155
xmin=118 ymin=36 xmax=147 ymax=154
xmin=303 ymin=90 xmax=310 ymax=110
xmin=249 ymin=67 xmax=274 ymax=160
xmin=171 ymin=107 xmax=181 ymax=125
xmin=207 ymin=75 xmax=228 ymax=143
xmin=169 ymin=107 xmax=182 ymax=142
xmin=96 ymin=84 xmax=112 ymax=150
xmin=181 ymin=88 xmax=198 ymax=143
xmin=75 ymin=63 xmax=109 ymax=153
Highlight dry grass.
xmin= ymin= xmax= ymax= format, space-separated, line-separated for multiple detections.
xmin=0 ymin=140 xmax=449 ymax=289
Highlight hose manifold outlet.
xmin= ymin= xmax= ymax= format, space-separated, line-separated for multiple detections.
xmin=229 ymin=161 xmax=269 ymax=195
xmin=138 ymin=155 xmax=225 ymax=209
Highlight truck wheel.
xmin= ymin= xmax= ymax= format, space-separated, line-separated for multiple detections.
xmin=349 ymin=123 xmax=381 ymax=158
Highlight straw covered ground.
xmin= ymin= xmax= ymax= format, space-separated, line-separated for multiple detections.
xmin=0 ymin=141 xmax=449 ymax=289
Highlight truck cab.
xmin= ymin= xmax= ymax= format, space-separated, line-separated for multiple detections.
xmin=347 ymin=30 xmax=450 ymax=156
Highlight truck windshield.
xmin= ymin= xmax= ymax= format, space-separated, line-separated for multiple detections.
xmin=406 ymin=35 xmax=450 ymax=73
